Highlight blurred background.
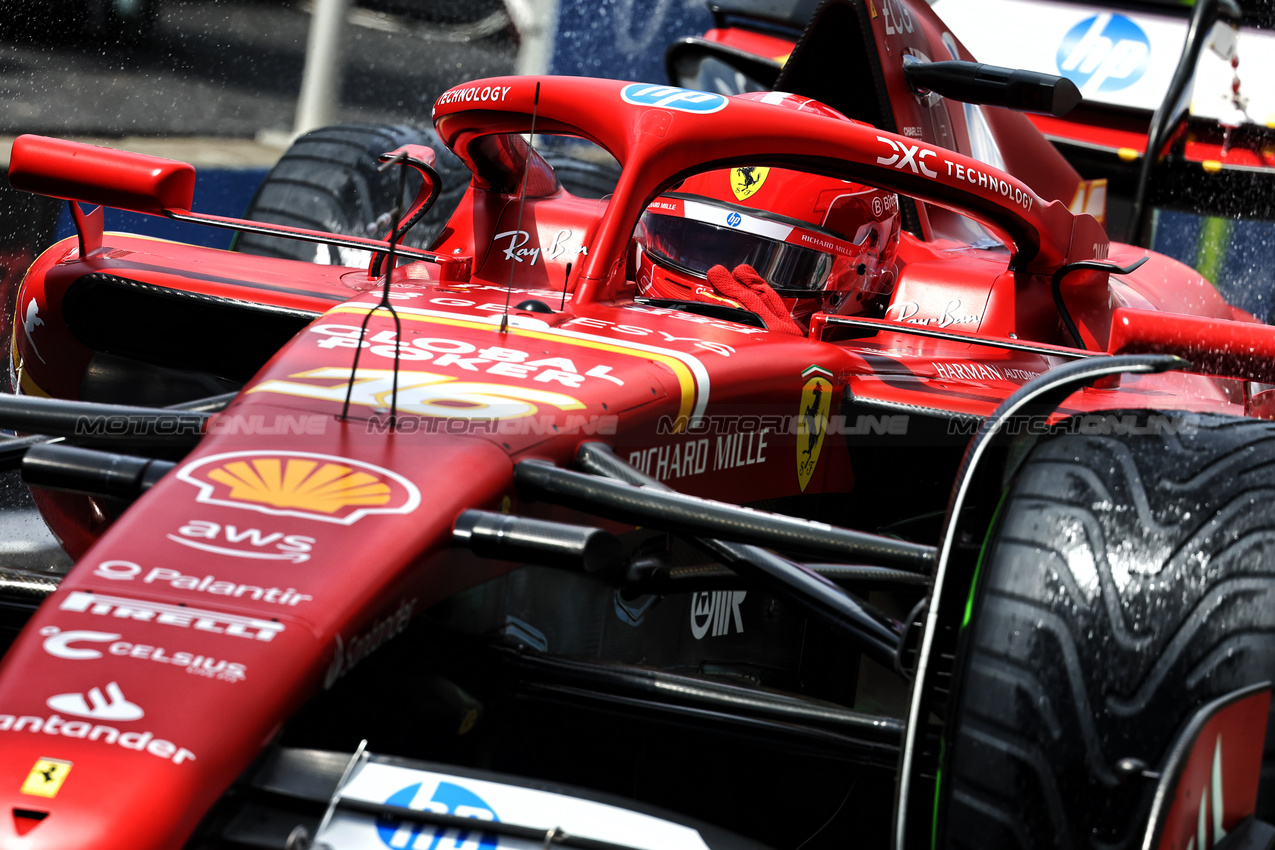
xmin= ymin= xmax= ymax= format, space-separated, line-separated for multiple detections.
xmin=0 ymin=0 xmax=723 ymax=567
xmin=0 ymin=0 xmax=720 ymax=259
xmin=0 ymin=0 xmax=520 ymax=138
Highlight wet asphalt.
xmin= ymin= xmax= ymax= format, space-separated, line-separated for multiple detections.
xmin=0 ymin=0 xmax=517 ymax=139
xmin=0 ymin=1 xmax=517 ymax=570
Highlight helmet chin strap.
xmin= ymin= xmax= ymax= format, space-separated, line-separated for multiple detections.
xmin=705 ymin=264 xmax=805 ymax=336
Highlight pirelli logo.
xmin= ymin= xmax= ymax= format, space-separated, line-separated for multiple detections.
xmin=59 ymin=592 xmax=284 ymax=642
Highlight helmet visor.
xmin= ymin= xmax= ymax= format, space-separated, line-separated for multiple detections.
xmin=639 ymin=210 xmax=836 ymax=294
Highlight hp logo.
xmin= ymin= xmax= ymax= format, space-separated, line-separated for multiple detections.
xmin=620 ymin=84 xmax=728 ymax=114
xmin=1056 ymin=14 xmax=1150 ymax=94
xmin=726 ymin=212 xmax=742 ymax=227
xmin=376 ymin=781 xmax=499 ymax=850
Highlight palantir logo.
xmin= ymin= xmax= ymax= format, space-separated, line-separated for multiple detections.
xmin=1056 ymin=14 xmax=1150 ymax=94
xmin=375 ymin=781 xmax=499 ymax=850
xmin=620 ymin=84 xmax=728 ymax=114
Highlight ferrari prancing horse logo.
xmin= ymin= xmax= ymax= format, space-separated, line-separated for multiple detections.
xmin=731 ymin=166 xmax=770 ymax=201
xmin=21 ymin=758 xmax=72 ymax=798
xmin=797 ymin=366 xmax=833 ymax=492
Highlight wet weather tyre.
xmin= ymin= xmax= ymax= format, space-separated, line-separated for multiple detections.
xmin=541 ymin=153 xmax=621 ymax=199
xmin=942 ymin=413 xmax=1275 ymax=850
xmin=235 ymin=124 xmax=470 ymax=264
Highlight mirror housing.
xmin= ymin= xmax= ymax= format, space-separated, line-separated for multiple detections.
xmin=902 ymin=58 xmax=1082 ymax=117
xmin=665 ymin=37 xmax=783 ymax=94
xmin=8 ymin=134 xmax=195 ymax=216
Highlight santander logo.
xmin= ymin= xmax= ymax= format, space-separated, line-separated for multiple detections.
xmin=46 ymin=681 xmax=143 ymax=722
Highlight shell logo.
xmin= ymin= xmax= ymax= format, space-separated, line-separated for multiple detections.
xmin=178 ymin=451 xmax=421 ymax=525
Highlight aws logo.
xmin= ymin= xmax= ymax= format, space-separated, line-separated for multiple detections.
xmin=375 ymin=781 xmax=499 ymax=850
xmin=1057 ymin=14 xmax=1150 ymax=94
xmin=168 ymin=519 xmax=315 ymax=563
xmin=177 ymin=451 xmax=420 ymax=525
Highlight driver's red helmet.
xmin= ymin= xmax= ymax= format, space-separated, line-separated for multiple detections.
xmin=634 ymin=92 xmax=901 ymax=326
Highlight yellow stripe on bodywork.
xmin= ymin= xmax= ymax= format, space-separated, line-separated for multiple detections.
xmin=10 ymin=334 xmax=50 ymax=398
xmin=327 ymin=304 xmax=703 ymax=424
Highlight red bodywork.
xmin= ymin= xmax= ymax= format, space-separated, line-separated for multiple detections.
xmin=0 ymin=13 xmax=1272 ymax=850
xmin=1148 ymin=686 xmax=1270 ymax=850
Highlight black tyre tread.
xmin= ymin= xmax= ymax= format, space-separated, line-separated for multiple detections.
xmin=542 ymin=153 xmax=621 ymax=199
xmin=236 ymin=124 xmax=471 ymax=264
xmin=945 ymin=414 xmax=1275 ymax=850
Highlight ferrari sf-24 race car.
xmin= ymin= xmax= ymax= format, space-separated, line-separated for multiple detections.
xmin=4 ymin=3 xmax=1275 ymax=849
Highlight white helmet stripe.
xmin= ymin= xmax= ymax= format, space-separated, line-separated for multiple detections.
xmin=682 ymin=199 xmax=795 ymax=242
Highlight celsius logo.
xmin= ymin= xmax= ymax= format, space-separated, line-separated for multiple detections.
xmin=726 ymin=212 xmax=743 ymax=228
xmin=1057 ymin=14 xmax=1150 ymax=94
xmin=620 ymin=84 xmax=728 ymax=114
xmin=43 ymin=629 xmax=120 ymax=660
xmin=690 ymin=590 xmax=746 ymax=639
xmin=375 ymin=781 xmax=499 ymax=850
xmin=40 ymin=627 xmax=248 ymax=683
xmin=46 ymin=681 xmax=143 ymax=721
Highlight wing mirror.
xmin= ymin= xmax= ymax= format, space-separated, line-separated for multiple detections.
xmin=902 ymin=57 xmax=1083 ymax=117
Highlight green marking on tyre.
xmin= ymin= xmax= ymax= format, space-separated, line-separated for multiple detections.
xmin=933 ymin=487 xmax=1009 ymax=847
xmin=931 ymin=739 xmax=946 ymax=850
xmin=961 ymin=488 xmax=1010 ymax=630
xmin=1195 ymin=216 xmax=1232 ymax=285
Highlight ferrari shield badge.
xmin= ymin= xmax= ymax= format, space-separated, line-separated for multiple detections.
xmin=797 ymin=366 xmax=833 ymax=492
xmin=21 ymin=758 xmax=72 ymax=798
xmin=731 ymin=166 xmax=770 ymax=201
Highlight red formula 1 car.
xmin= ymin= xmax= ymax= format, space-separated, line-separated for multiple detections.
xmin=3 ymin=1 xmax=1275 ymax=849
